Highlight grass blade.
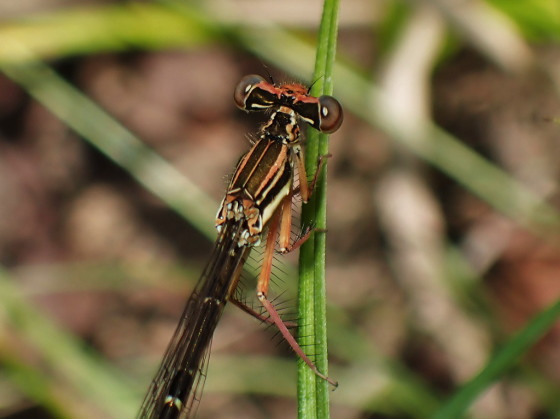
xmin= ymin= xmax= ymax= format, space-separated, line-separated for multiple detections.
xmin=297 ymin=0 xmax=341 ymax=417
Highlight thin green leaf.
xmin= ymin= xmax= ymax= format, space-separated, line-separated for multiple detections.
xmin=433 ymin=299 xmax=560 ymax=418
xmin=297 ymin=0 xmax=341 ymax=418
xmin=0 ymin=267 xmax=137 ymax=418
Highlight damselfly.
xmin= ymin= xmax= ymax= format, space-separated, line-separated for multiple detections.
xmin=139 ymin=74 xmax=343 ymax=418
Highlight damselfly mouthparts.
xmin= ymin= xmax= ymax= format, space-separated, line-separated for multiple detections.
xmin=139 ymin=75 xmax=343 ymax=418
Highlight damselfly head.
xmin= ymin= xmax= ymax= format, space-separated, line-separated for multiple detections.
xmin=234 ymin=74 xmax=271 ymax=111
xmin=234 ymin=74 xmax=343 ymax=134
xmin=294 ymin=94 xmax=343 ymax=134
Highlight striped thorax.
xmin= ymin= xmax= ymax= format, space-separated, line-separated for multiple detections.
xmin=216 ymin=105 xmax=300 ymax=247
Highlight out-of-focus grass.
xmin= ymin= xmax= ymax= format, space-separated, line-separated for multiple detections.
xmin=487 ymin=0 xmax=560 ymax=41
xmin=0 ymin=266 xmax=138 ymax=418
xmin=433 ymin=299 xmax=560 ymax=419
xmin=0 ymin=0 xmax=559 ymax=418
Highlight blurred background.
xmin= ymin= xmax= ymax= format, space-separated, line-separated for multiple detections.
xmin=0 ymin=0 xmax=560 ymax=418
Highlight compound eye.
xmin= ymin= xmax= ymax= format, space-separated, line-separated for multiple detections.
xmin=317 ymin=95 xmax=343 ymax=133
xmin=234 ymin=74 xmax=267 ymax=110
